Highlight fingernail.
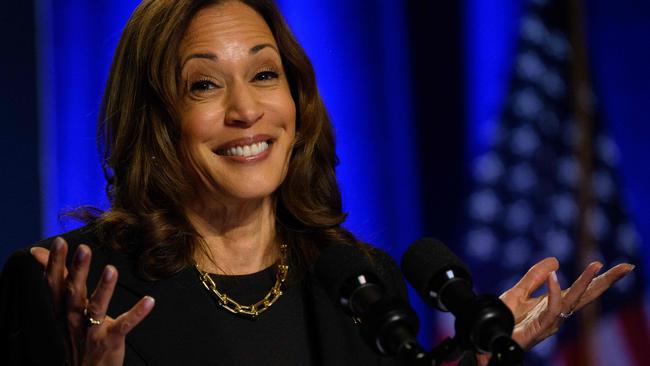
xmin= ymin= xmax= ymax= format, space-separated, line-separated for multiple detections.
xmin=628 ymin=264 xmax=636 ymax=271
xmin=595 ymin=263 xmax=604 ymax=272
xmin=550 ymin=271 xmax=558 ymax=282
xmin=75 ymin=248 xmax=88 ymax=262
xmin=143 ymin=296 xmax=155 ymax=310
xmin=53 ymin=237 xmax=64 ymax=251
xmin=103 ymin=267 xmax=115 ymax=281
xmin=29 ymin=247 xmax=35 ymax=256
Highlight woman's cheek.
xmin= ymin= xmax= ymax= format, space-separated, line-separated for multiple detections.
xmin=182 ymin=106 xmax=224 ymax=140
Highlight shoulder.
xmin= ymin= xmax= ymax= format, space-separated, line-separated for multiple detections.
xmin=3 ymin=224 xmax=97 ymax=271
xmin=36 ymin=224 xmax=114 ymax=267
xmin=31 ymin=223 xmax=101 ymax=253
xmin=1 ymin=223 xmax=113 ymax=301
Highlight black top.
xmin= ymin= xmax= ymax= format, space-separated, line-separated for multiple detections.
xmin=191 ymin=266 xmax=312 ymax=365
xmin=0 ymin=225 xmax=411 ymax=365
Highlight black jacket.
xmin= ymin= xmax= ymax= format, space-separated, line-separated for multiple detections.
xmin=0 ymin=226 xmax=409 ymax=365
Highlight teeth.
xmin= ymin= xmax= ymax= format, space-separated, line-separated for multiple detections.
xmin=225 ymin=141 xmax=269 ymax=157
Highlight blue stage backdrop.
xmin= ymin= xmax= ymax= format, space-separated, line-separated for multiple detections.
xmin=1 ymin=0 xmax=643 ymax=356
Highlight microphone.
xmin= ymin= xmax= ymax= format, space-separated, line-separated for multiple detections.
xmin=401 ymin=238 xmax=523 ymax=363
xmin=315 ymin=244 xmax=425 ymax=361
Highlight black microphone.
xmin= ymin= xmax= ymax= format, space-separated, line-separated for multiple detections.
xmin=401 ymin=238 xmax=523 ymax=364
xmin=315 ymin=244 xmax=425 ymax=361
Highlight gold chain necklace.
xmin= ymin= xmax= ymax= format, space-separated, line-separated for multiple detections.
xmin=194 ymin=244 xmax=289 ymax=319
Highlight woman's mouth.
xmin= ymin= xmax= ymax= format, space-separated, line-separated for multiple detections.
xmin=214 ymin=135 xmax=275 ymax=161
xmin=219 ymin=140 xmax=270 ymax=157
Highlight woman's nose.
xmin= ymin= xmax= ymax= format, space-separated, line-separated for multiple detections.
xmin=224 ymin=82 xmax=263 ymax=127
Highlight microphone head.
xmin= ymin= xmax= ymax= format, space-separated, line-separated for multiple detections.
xmin=400 ymin=238 xmax=471 ymax=307
xmin=315 ymin=244 xmax=375 ymax=299
xmin=316 ymin=244 xmax=421 ymax=358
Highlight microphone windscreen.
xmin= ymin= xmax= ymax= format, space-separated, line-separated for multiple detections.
xmin=400 ymin=237 xmax=469 ymax=297
xmin=315 ymin=244 xmax=374 ymax=297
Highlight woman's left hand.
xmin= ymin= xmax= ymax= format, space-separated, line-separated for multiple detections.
xmin=499 ymin=257 xmax=634 ymax=350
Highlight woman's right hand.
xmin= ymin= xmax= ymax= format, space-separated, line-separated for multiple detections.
xmin=30 ymin=237 xmax=155 ymax=366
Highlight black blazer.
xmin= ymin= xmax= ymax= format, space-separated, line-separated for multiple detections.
xmin=0 ymin=226 xmax=409 ymax=365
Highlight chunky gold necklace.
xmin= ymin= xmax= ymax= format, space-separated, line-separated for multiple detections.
xmin=194 ymin=244 xmax=289 ymax=319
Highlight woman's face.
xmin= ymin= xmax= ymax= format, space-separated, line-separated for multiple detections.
xmin=178 ymin=1 xmax=296 ymax=204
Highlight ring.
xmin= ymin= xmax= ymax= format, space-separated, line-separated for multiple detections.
xmin=83 ymin=307 xmax=103 ymax=326
xmin=558 ymin=310 xmax=574 ymax=319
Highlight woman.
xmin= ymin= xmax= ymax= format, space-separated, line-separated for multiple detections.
xmin=0 ymin=0 xmax=633 ymax=365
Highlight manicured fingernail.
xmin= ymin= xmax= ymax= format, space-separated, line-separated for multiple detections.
xmin=103 ymin=267 xmax=114 ymax=281
xmin=75 ymin=248 xmax=88 ymax=262
xmin=550 ymin=271 xmax=558 ymax=282
xmin=627 ymin=264 xmax=636 ymax=271
xmin=53 ymin=237 xmax=64 ymax=251
xmin=29 ymin=247 xmax=35 ymax=256
xmin=143 ymin=296 xmax=155 ymax=310
xmin=595 ymin=263 xmax=604 ymax=272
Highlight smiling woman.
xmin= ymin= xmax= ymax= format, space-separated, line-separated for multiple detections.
xmin=178 ymin=3 xmax=298 ymax=274
xmin=1 ymin=0 xmax=383 ymax=364
xmin=0 ymin=0 xmax=633 ymax=365
xmin=88 ymin=0 xmax=352 ymax=283
xmin=179 ymin=3 xmax=296 ymax=203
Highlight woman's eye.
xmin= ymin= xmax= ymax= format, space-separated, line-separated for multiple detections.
xmin=190 ymin=79 xmax=217 ymax=92
xmin=254 ymin=71 xmax=279 ymax=82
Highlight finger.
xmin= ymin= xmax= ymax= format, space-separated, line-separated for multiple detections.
xmin=44 ymin=237 xmax=69 ymax=309
xmin=575 ymin=263 xmax=635 ymax=310
xmin=511 ymin=257 xmax=560 ymax=297
xmin=539 ymin=271 xmax=562 ymax=327
xmin=561 ymin=261 xmax=602 ymax=309
xmin=110 ymin=296 xmax=155 ymax=337
xmin=30 ymin=247 xmax=51 ymax=268
xmin=65 ymin=245 xmax=92 ymax=313
xmin=86 ymin=265 xmax=118 ymax=324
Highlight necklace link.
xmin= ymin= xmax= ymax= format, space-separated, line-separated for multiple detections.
xmin=195 ymin=244 xmax=289 ymax=319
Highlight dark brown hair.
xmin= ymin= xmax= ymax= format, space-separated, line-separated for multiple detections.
xmin=94 ymin=0 xmax=362 ymax=279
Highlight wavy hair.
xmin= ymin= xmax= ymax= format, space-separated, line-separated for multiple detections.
xmin=93 ymin=0 xmax=362 ymax=280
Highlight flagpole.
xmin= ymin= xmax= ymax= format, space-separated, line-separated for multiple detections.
xmin=569 ymin=0 xmax=599 ymax=364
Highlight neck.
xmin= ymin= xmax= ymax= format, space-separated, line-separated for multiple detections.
xmin=186 ymin=196 xmax=279 ymax=275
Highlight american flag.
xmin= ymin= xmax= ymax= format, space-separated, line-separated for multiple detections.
xmin=458 ymin=0 xmax=649 ymax=364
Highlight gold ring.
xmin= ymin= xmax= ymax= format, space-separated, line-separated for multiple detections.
xmin=83 ymin=307 xmax=103 ymax=326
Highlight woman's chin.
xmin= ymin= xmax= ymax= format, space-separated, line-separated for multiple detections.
xmin=212 ymin=185 xmax=278 ymax=205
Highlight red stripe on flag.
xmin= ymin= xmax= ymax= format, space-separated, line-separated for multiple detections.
xmin=617 ymin=302 xmax=650 ymax=366
xmin=557 ymin=338 xmax=589 ymax=366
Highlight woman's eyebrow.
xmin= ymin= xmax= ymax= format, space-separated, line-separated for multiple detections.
xmin=181 ymin=53 xmax=217 ymax=69
xmin=250 ymin=43 xmax=279 ymax=56
xmin=181 ymin=44 xmax=279 ymax=70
